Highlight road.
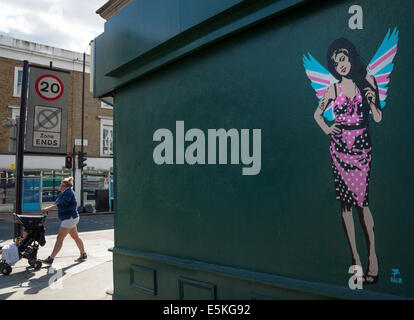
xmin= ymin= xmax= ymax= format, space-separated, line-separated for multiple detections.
xmin=0 ymin=214 xmax=114 ymax=242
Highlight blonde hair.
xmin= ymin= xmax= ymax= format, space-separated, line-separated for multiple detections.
xmin=62 ymin=176 xmax=74 ymax=188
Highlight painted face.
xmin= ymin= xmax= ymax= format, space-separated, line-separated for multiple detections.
xmin=333 ymin=50 xmax=351 ymax=77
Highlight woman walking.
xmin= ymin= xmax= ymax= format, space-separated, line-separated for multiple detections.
xmin=313 ymin=38 xmax=381 ymax=284
xmin=41 ymin=177 xmax=87 ymax=264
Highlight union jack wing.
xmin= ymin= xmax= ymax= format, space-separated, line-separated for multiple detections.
xmin=367 ymin=28 xmax=399 ymax=109
xmin=303 ymin=53 xmax=338 ymax=121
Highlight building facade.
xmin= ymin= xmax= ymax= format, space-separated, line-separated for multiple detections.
xmin=94 ymin=0 xmax=414 ymax=299
xmin=0 ymin=35 xmax=113 ymax=208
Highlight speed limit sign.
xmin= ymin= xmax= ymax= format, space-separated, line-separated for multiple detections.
xmin=35 ymin=74 xmax=64 ymax=100
xmin=26 ymin=66 xmax=69 ymax=154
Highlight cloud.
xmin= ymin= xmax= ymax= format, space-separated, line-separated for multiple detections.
xmin=0 ymin=0 xmax=107 ymax=52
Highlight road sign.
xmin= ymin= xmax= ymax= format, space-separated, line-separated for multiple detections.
xmin=26 ymin=66 xmax=69 ymax=154
xmin=34 ymin=106 xmax=62 ymax=132
xmin=35 ymin=74 xmax=64 ymax=100
xmin=10 ymin=164 xmax=15 ymax=170
xmin=32 ymin=106 xmax=62 ymax=148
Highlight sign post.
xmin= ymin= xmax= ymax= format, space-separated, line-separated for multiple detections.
xmin=13 ymin=65 xmax=69 ymax=238
xmin=14 ymin=60 xmax=29 ymax=239
xmin=80 ymin=52 xmax=86 ymax=209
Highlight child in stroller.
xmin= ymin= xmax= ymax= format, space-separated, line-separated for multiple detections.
xmin=0 ymin=212 xmax=47 ymax=276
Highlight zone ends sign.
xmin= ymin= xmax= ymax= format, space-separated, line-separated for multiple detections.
xmin=32 ymin=106 xmax=62 ymax=147
xmin=26 ymin=66 xmax=69 ymax=154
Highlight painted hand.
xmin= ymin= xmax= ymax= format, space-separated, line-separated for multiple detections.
xmin=325 ymin=123 xmax=341 ymax=135
xmin=364 ymin=87 xmax=376 ymax=104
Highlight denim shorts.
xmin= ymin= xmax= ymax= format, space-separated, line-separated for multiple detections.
xmin=60 ymin=216 xmax=79 ymax=229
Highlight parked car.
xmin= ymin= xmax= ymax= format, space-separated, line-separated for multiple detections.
xmin=42 ymin=190 xmax=59 ymax=202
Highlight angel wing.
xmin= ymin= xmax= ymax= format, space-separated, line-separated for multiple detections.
xmin=303 ymin=53 xmax=338 ymax=121
xmin=367 ymin=28 xmax=399 ymax=109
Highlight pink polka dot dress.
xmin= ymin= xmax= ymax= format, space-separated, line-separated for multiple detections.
xmin=329 ymin=82 xmax=371 ymax=208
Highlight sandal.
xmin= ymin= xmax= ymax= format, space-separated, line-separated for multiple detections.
xmin=363 ymin=274 xmax=379 ymax=285
xmin=363 ymin=257 xmax=379 ymax=285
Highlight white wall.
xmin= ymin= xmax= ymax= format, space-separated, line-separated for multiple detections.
xmin=0 ymin=35 xmax=91 ymax=73
xmin=0 ymin=154 xmax=112 ymax=171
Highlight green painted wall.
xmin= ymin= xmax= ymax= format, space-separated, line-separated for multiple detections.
xmin=96 ymin=0 xmax=413 ymax=299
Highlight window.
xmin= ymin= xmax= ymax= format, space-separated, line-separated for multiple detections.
xmin=100 ymin=119 xmax=113 ymax=156
xmin=101 ymin=101 xmax=113 ymax=109
xmin=11 ymin=107 xmax=20 ymax=119
xmin=8 ymin=106 xmax=27 ymax=152
xmin=13 ymin=67 xmax=23 ymax=97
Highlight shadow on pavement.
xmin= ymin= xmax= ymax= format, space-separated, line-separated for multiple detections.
xmin=0 ymin=261 xmax=84 ymax=297
xmin=0 ymin=292 xmax=14 ymax=300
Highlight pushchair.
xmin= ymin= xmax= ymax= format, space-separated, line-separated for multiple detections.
xmin=0 ymin=212 xmax=47 ymax=276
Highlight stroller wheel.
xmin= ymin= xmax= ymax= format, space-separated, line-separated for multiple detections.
xmin=1 ymin=265 xmax=12 ymax=276
xmin=33 ymin=260 xmax=42 ymax=270
xmin=29 ymin=259 xmax=42 ymax=270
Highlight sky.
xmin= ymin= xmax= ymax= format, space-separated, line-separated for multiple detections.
xmin=0 ymin=0 xmax=108 ymax=53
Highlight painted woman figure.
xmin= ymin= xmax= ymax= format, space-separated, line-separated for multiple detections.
xmin=313 ymin=38 xmax=382 ymax=284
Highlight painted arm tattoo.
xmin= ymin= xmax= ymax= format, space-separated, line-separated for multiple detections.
xmin=319 ymin=95 xmax=329 ymax=110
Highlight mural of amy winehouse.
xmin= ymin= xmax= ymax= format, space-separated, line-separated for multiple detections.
xmin=303 ymin=28 xmax=399 ymax=285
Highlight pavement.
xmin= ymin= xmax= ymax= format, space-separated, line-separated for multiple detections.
xmin=0 ymin=228 xmax=114 ymax=300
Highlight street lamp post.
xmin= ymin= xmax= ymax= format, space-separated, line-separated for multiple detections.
xmin=79 ymin=41 xmax=93 ymax=210
xmin=80 ymin=51 xmax=86 ymax=209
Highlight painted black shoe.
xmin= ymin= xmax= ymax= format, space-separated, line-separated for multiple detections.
xmin=75 ymin=253 xmax=87 ymax=262
xmin=363 ymin=274 xmax=379 ymax=285
xmin=42 ymin=256 xmax=54 ymax=265
xmin=363 ymin=257 xmax=379 ymax=285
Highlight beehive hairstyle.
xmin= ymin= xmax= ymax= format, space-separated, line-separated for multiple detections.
xmin=62 ymin=176 xmax=74 ymax=188
xmin=327 ymin=37 xmax=381 ymax=113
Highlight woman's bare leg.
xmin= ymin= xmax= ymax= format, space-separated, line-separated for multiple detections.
xmin=357 ymin=206 xmax=378 ymax=277
xmin=341 ymin=205 xmax=362 ymax=267
xmin=50 ymin=227 xmax=71 ymax=258
xmin=69 ymin=225 xmax=86 ymax=255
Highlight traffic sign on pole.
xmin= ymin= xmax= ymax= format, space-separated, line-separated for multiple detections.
xmin=25 ymin=66 xmax=69 ymax=154
xmin=35 ymin=74 xmax=64 ymax=101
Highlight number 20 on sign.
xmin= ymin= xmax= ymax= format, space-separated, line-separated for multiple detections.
xmin=35 ymin=74 xmax=64 ymax=101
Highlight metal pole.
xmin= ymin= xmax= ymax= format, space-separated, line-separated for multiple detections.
xmin=80 ymin=52 xmax=86 ymax=208
xmin=72 ymin=144 xmax=76 ymax=191
xmin=14 ymin=60 xmax=29 ymax=238
xmin=52 ymin=169 xmax=55 ymax=198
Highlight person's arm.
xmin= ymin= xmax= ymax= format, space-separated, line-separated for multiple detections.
xmin=41 ymin=189 xmax=66 ymax=212
xmin=365 ymin=74 xmax=382 ymax=123
xmin=41 ymin=204 xmax=57 ymax=212
xmin=314 ymin=85 xmax=341 ymax=135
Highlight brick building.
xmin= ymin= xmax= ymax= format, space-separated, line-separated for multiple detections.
xmin=0 ymin=35 xmax=113 ymax=207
